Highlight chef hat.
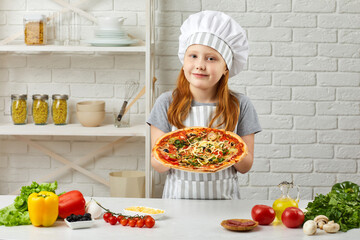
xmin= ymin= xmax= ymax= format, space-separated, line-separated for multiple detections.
xmin=178 ymin=11 xmax=248 ymax=78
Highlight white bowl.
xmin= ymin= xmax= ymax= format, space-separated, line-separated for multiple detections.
xmin=64 ymin=218 xmax=95 ymax=229
xmin=123 ymin=206 xmax=165 ymax=220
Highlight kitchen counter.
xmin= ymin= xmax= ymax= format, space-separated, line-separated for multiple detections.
xmin=0 ymin=195 xmax=358 ymax=240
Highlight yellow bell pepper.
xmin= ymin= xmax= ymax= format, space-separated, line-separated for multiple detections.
xmin=28 ymin=191 xmax=59 ymax=227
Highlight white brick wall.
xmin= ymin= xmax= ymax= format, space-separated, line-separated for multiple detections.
xmin=0 ymin=0 xmax=359 ymax=199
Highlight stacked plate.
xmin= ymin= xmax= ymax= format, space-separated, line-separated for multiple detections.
xmin=87 ymin=28 xmax=137 ymax=47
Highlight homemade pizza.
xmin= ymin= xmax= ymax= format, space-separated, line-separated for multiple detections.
xmin=152 ymin=127 xmax=248 ymax=173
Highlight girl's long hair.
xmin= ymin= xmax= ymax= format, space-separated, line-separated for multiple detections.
xmin=167 ymin=69 xmax=240 ymax=131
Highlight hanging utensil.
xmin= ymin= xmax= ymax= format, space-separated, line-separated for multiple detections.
xmin=117 ymin=80 xmax=139 ymax=122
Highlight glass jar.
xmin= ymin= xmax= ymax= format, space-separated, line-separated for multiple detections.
xmin=32 ymin=94 xmax=49 ymax=125
xmin=52 ymin=94 xmax=69 ymax=125
xmin=11 ymin=94 xmax=27 ymax=125
xmin=24 ymin=14 xmax=47 ymax=45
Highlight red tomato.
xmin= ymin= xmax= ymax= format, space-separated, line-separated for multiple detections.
xmin=251 ymin=205 xmax=276 ymax=225
xmin=128 ymin=219 xmax=137 ymax=227
xmin=144 ymin=216 xmax=155 ymax=228
xmin=281 ymin=207 xmax=305 ymax=228
xmin=103 ymin=212 xmax=112 ymax=223
xmin=120 ymin=218 xmax=129 ymax=226
xmin=108 ymin=216 xmax=118 ymax=225
xmin=117 ymin=215 xmax=124 ymax=223
xmin=136 ymin=219 xmax=144 ymax=228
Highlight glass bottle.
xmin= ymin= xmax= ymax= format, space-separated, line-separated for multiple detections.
xmin=32 ymin=94 xmax=49 ymax=125
xmin=52 ymin=94 xmax=69 ymax=125
xmin=272 ymin=181 xmax=300 ymax=222
xmin=11 ymin=94 xmax=27 ymax=125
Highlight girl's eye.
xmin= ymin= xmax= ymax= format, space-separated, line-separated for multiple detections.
xmin=189 ymin=54 xmax=197 ymax=58
xmin=207 ymin=57 xmax=216 ymax=61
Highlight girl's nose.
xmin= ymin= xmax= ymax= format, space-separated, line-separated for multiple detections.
xmin=196 ymin=59 xmax=206 ymax=70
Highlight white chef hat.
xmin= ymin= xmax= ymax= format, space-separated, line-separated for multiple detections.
xmin=178 ymin=11 xmax=248 ymax=78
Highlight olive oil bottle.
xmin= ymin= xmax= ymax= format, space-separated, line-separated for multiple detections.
xmin=272 ymin=181 xmax=300 ymax=222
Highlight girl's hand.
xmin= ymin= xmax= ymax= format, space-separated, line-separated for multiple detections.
xmin=150 ymin=125 xmax=170 ymax=173
xmin=233 ymin=133 xmax=254 ymax=174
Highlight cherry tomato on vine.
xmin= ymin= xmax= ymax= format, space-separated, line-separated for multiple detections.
xmin=129 ymin=219 xmax=137 ymax=227
xmin=108 ymin=216 xmax=118 ymax=225
xmin=117 ymin=215 xmax=124 ymax=223
xmin=120 ymin=218 xmax=129 ymax=226
xmin=136 ymin=219 xmax=144 ymax=228
xmin=144 ymin=216 xmax=155 ymax=228
xmin=103 ymin=212 xmax=113 ymax=223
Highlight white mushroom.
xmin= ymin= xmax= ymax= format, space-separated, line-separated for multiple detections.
xmin=323 ymin=221 xmax=340 ymax=233
xmin=314 ymin=215 xmax=329 ymax=229
xmin=303 ymin=220 xmax=317 ymax=235
xmin=207 ymin=131 xmax=218 ymax=141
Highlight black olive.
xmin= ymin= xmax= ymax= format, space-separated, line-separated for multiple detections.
xmin=163 ymin=149 xmax=169 ymax=153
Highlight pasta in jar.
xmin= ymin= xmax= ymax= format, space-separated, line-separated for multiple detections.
xmin=52 ymin=94 xmax=69 ymax=125
xmin=11 ymin=94 xmax=28 ymax=125
xmin=32 ymin=94 xmax=49 ymax=125
xmin=24 ymin=14 xmax=47 ymax=45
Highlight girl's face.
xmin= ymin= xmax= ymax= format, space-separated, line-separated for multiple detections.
xmin=183 ymin=44 xmax=228 ymax=93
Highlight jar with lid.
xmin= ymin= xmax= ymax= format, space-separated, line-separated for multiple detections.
xmin=52 ymin=94 xmax=69 ymax=125
xmin=11 ymin=94 xmax=28 ymax=125
xmin=24 ymin=14 xmax=47 ymax=45
xmin=32 ymin=94 xmax=49 ymax=125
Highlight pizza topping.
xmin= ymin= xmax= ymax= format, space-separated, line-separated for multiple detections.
xmin=158 ymin=129 xmax=240 ymax=168
xmin=153 ymin=127 xmax=248 ymax=172
xmin=227 ymin=219 xmax=256 ymax=227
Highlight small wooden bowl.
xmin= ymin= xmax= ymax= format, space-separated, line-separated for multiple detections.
xmin=221 ymin=219 xmax=259 ymax=232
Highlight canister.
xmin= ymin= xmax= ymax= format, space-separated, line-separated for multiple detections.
xmin=11 ymin=94 xmax=27 ymax=125
xmin=52 ymin=94 xmax=69 ymax=125
xmin=32 ymin=94 xmax=49 ymax=125
xmin=24 ymin=14 xmax=47 ymax=45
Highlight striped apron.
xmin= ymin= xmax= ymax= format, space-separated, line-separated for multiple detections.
xmin=162 ymin=105 xmax=241 ymax=199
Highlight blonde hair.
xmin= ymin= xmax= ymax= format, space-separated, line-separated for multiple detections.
xmin=167 ymin=69 xmax=240 ymax=131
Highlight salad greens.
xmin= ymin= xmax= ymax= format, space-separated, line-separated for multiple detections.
xmin=304 ymin=181 xmax=360 ymax=232
xmin=0 ymin=181 xmax=58 ymax=226
xmin=0 ymin=204 xmax=31 ymax=226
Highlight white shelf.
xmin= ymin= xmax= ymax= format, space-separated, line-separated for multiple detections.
xmin=0 ymin=44 xmax=146 ymax=53
xmin=0 ymin=123 xmax=146 ymax=137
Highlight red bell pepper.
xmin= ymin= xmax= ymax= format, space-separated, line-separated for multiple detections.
xmin=58 ymin=190 xmax=86 ymax=219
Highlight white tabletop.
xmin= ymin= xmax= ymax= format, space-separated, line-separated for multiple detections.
xmin=0 ymin=195 xmax=358 ymax=240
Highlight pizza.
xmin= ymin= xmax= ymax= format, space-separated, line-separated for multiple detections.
xmin=152 ymin=127 xmax=248 ymax=173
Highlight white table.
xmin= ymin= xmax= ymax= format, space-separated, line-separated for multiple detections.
xmin=0 ymin=195 xmax=358 ymax=240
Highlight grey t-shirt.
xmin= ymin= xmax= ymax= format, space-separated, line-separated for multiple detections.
xmin=147 ymin=91 xmax=262 ymax=136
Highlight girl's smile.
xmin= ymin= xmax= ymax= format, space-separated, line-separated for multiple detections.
xmin=192 ymin=73 xmax=209 ymax=78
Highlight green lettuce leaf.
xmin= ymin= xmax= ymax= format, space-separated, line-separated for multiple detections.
xmin=0 ymin=203 xmax=31 ymax=226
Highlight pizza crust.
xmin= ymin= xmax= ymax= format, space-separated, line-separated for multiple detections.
xmin=152 ymin=127 xmax=248 ymax=173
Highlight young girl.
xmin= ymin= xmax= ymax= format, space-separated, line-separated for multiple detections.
xmin=147 ymin=11 xmax=262 ymax=199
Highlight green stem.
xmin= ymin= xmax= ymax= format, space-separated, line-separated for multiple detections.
xmin=93 ymin=199 xmax=146 ymax=219
xmin=93 ymin=199 xmax=121 ymax=216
